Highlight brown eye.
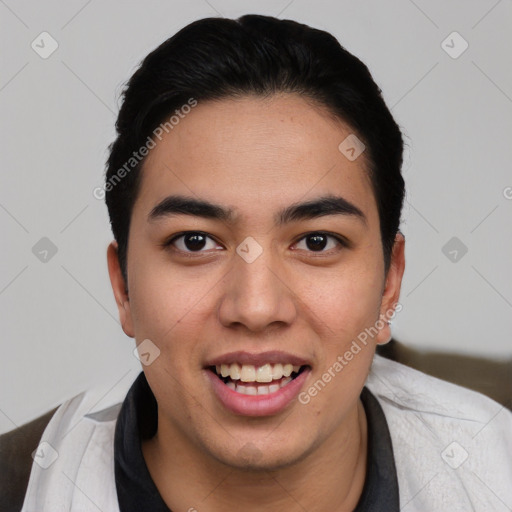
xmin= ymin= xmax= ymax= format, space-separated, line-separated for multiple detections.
xmin=293 ymin=232 xmax=345 ymax=253
xmin=165 ymin=231 xmax=222 ymax=253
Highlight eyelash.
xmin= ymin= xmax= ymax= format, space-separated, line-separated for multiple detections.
xmin=162 ymin=231 xmax=348 ymax=257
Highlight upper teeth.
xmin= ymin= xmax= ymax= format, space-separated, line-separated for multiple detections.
xmin=215 ymin=363 xmax=301 ymax=383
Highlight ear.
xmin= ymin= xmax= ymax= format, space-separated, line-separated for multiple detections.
xmin=107 ymin=241 xmax=135 ymax=338
xmin=376 ymin=232 xmax=405 ymax=345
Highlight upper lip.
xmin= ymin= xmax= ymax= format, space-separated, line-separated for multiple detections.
xmin=204 ymin=350 xmax=311 ymax=368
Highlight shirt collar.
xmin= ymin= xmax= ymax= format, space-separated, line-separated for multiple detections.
xmin=114 ymin=371 xmax=399 ymax=511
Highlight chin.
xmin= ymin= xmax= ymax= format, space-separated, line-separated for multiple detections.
xmin=210 ymin=438 xmax=314 ymax=472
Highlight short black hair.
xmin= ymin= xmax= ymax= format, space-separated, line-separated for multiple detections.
xmin=105 ymin=14 xmax=405 ymax=284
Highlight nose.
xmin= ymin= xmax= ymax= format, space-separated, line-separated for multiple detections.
xmin=217 ymin=242 xmax=297 ymax=333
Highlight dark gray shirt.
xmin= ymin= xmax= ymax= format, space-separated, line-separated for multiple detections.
xmin=114 ymin=371 xmax=399 ymax=511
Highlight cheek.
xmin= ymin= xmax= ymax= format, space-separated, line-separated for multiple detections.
xmin=301 ymin=265 xmax=383 ymax=341
xmin=127 ymin=264 xmax=192 ymax=345
xmin=127 ymin=260 xmax=219 ymax=369
xmin=129 ymin=276 xmax=171 ymax=337
xmin=127 ymin=239 xmax=192 ymax=334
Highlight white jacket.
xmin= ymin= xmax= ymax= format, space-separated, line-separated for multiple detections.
xmin=21 ymin=354 xmax=512 ymax=511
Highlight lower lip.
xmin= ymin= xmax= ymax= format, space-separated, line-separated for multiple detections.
xmin=205 ymin=369 xmax=310 ymax=417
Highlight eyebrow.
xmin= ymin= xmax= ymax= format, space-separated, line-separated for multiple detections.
xmin=148 ymin=194 xmax=367 ymax=226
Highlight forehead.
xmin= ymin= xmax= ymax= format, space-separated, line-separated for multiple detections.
xmin=133 ymin=93 xmax=378 ymax=228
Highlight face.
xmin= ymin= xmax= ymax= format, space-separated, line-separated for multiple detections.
xmin=108 ymin=93 xmax=405 ymax=470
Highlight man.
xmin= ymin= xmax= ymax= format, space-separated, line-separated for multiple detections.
xmin=21 ymin=14 xmax=512 ymax=511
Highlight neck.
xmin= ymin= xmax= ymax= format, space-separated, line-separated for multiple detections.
xmin=142 ymin=399 xmax=367 ymax=512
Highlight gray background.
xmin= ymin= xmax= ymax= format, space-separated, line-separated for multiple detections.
xmin=1 ymin=0 xmax=511 ymax=434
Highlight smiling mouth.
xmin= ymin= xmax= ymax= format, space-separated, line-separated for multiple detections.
xmin=208 ymin=363 xmax=309 ymax=396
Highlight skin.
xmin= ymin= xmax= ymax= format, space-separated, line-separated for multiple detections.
xmin=107 ymin=93 xmax=405 ymax=511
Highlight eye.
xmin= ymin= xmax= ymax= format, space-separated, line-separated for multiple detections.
xmin=163 ymin=230 xmax=347 ymax=256
xmin=292 ymin=232 xmax=346 ymax=253
xmin=164 ymin=231 xmax=223 ymax=254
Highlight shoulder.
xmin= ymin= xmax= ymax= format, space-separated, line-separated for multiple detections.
xmin=20 ymin=371 xmax=138 ymax=512
xmin=0 ymin=407 xmax=58 ymax=512
xmin=366 ymin=354 xmax=512 ymax=510
xmin=367 ymin=353 xmax=512 ymax=426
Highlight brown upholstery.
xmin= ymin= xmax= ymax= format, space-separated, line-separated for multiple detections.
xmin=376 ymin=340 xmax=512 ymax=409
xmin=1 ymin=339 xmax=510 ymax=511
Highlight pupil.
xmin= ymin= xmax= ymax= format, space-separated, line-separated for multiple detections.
xmin=306 ymin=234 xmax=327 ymax=251
xmin=185 ymin=233 xmax=206 ymax=251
